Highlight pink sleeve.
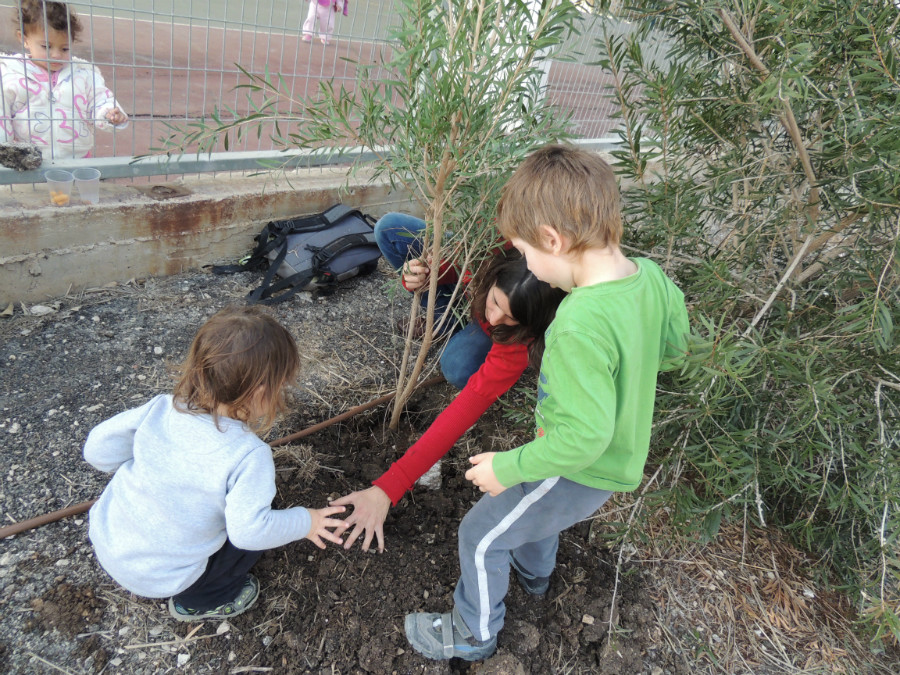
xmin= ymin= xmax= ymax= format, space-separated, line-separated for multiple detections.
xmin=372 ymin=339 xmax=530 ymax=504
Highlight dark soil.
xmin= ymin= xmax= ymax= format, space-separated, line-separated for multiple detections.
xmin=0 ymin=265 xmax=680 ymax=674
xmin=197 ymin=407 xmax=670 ymax=675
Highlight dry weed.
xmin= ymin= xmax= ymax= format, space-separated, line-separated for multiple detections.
xmin=590 ymin=495 xmax=893 ymax=674
xmin=273 ymin=444 xmax=320 ymax=483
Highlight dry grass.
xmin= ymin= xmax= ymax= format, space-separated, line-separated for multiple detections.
xmin=592 ymin=495 xmax=897 ymax=674
xmin=272 ymin=444 xmax=320 ymax=483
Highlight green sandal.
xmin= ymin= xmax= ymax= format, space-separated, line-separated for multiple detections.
xmin=168 ymin=574 xmax=259 ymax=622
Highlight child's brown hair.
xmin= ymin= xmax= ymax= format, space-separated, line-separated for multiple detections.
xmin=17 ymin=0 xmax=81 ymax=40
xmin=496 ymin=143 xmax=622 ymax=254
xmin=173 ymin=306 xmax=300 ymax=435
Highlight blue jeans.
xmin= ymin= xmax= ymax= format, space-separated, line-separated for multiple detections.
xmin=375 ymin=213 xmax=454 ymax=321
xmin=377 ymin=213 xmax=491 ymax=388
xmin=440 ymin=320 xmax=494 ymax=389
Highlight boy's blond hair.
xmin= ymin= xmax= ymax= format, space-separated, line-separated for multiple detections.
xmin=497 ymin=144 xmax=622 ymax=253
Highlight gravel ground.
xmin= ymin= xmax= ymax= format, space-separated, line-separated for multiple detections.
xmin=0 ymin=264 xmax=409 ymax=674
xmin=2 ymin=262 xmax=897 ymax=674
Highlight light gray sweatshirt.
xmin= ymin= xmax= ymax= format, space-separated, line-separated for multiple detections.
xmin=84 ymin=394 xmax=312 ymax=598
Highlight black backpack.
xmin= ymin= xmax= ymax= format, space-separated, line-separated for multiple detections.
xmin=213 ymin=204 xmax=382 ymax=305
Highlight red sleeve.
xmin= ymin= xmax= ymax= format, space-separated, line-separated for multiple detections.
xmin=372 ymin=338 xmax=530 ymax=505
xmin=434 ymin=260 xmax=460 ymax=287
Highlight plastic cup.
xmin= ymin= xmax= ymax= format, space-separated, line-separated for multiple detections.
xmin=73 ymin=168 xmax=102 ymax=205
xmin=44 ymin=169 xmax=74 ymax=207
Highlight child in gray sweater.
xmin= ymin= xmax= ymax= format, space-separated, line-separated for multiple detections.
xmin=85 ymin=306 xmax=348 ymax=621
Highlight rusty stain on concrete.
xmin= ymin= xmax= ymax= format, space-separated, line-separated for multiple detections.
xmin=0 ymin=168 xmax=420 ymax=303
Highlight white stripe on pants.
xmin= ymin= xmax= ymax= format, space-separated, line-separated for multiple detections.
xmin=453 ymin=477 xmax=613 ymax=641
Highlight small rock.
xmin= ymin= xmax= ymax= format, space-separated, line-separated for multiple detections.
xmin=216 ymin=621 xmax=230 ymax=635
xmin=153 ymin=346 xmax=163 ymax=355
xmin=582 ymin=614 xmax=595 ymax=625
xmin=30 ymin=305 xmax=55 ymax=316
xmin=8 ymin=422 xmax=20 ymax=434
xmin=177 ymin=652 xmax=190 ymax=666
xmin=417 ymin=461 xmax=442 ymax=490
xmin=149 ymin=625 xmax=164 ymax=636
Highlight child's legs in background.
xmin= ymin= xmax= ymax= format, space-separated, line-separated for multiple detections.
xmin=321 ymin=7 xmax=336 ymax=41
xmin=453 ymin=478 xmax=612 ymax=642
xmin=440 ymin=321 xmax=493 ymax=389
xmin=172 ymin=540 xmax=262 ymax=611
xmin=315 ymin=3 xmax=334 ymax=40
xmin=374 ymin=212 xmax=456 ymax=324
xmin=302 ymin=1 xmax=318 ymax=38
xmin=374 ymin=213 xmax=427 ymax=270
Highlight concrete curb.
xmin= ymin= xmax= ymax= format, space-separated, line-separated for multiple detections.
xmin=1 ymin=167 xmax=417 ymax=304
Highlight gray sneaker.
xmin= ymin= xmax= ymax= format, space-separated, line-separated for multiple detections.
xmin=510 ymin=554 xmax=550 ymax=597
xmin=168 ymin=575 xmax=260 ymax=622
xmin=405 ymin=607 xmax=497 ymax=661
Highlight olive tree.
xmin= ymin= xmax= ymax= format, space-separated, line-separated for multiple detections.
xmin=596 ymin=0 xmax=900 ymax=644
xmin=170 ymin=0 xmax=581 ymax=425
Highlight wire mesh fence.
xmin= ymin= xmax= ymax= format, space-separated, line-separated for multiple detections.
xmin=0 ymin=0 xmax=638 ymax=178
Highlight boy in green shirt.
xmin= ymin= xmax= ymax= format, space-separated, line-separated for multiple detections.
xmin=405 ymin=144 xmax=690 ymax=661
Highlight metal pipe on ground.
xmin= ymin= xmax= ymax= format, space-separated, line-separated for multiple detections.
xmin=0 ymin=376 xmax=444 ymax=540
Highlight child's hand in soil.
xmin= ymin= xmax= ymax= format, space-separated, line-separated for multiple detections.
xmin=330 ymin=486 xmax=390 ymax=553
xmin=305 ymin=505 xmax=349 ymax=549
xmin=465 ymin=452 xmax=506 ymax=497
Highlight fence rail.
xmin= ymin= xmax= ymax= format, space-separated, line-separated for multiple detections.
xmin=0 ymin=1 xmax=635 ymax=184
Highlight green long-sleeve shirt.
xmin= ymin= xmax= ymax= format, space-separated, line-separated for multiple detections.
xmin=493 ymin=257 xmax=689 ymax=492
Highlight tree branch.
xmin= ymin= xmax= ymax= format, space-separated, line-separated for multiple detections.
xmin=718 ymin=8 xmax=820 ymax=232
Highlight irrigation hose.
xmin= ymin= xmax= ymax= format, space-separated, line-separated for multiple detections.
xmin=0 ymin=375 xmax=444 ymax=540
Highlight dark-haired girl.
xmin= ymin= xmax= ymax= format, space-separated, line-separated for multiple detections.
xmin=332 ymin=213 xmax=566 ymax=552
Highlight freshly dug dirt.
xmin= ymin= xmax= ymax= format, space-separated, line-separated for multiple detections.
xmin=0 ymin=264 xmax=679 ymax=674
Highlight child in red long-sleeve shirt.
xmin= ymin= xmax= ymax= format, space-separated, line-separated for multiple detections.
xmin=331 ymin=213 xmax=566 ymax=553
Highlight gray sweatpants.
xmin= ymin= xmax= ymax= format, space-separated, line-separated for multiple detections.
xmin=453 ymin=476 xmax=613 ymax=642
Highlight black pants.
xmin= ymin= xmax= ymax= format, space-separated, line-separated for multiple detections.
xmin=172 ymin=539 xmax=262 ymax=611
